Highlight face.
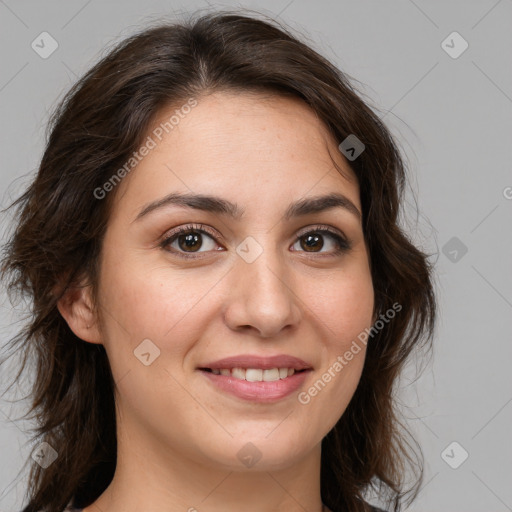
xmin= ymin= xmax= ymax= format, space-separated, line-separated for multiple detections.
xmin=91 ymin=91 xmax=374 ymax=472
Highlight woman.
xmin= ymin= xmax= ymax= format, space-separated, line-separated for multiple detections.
xmin=0 ymin=9 xmax=436 ymax=512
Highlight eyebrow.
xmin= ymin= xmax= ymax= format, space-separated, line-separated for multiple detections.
xmin=133 ymin=191 xmax=361 ymax=223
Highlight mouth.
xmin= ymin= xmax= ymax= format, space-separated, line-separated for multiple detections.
xmin=198 ymin=367 xmax=308 ymax=382
xmin=197 ymin=366 xmax=312 ymax=403
xmin=196 ymin=354 xmax=313 ymax=402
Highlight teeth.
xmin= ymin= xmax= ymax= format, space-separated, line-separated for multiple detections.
xmin=262 ymin=368 xmax=280 ymax=381
xmin=245 ymin=368 xmax=263 ymax=382
xmin=232 ymin=367 xmax=246 ymax=380
xmin=210 ymin=367 xmax=297 ymax=381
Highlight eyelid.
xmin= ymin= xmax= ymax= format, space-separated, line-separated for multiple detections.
xmin=160 ymin=223 xmax=221 ymax=245
xmin=295 ymin=223 xmax=347 ymax=240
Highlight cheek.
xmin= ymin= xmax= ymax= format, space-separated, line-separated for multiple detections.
xmin=96 ymin=258 xmax=224 ymax=358
xmin=305 ymin=266 xmax=374 ymax=340
xmin=301 ymin=265 xmax=373 ymax=397
xmin=297 ymin=272 xmax=373 ymax=433
xmin=99 ymin=250 xmax=374 ymax=346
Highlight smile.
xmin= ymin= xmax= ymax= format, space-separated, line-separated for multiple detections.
xmin=198 ymin=368 xmax=311 ymax=402
xmin=201 ymin=367 xmax=301 ymax=381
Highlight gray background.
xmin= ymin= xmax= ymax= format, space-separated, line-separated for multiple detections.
xmin=0 ymin=1 xmax=511 ymax=511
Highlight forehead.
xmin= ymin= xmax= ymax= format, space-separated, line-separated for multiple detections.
xmin=112 ymin=91 xmax=360 ymax=219
xmin=150 ymin=91 xmax=352 ymax=168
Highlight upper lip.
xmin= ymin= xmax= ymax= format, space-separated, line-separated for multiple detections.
xmin=198 ymin=354 xmax=313 ymax=371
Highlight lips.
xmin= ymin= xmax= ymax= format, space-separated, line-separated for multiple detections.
xmin=198 ymin=354 xmax=313 ymax=371
xmin=196 ymin=354 xmax=313 ymax=402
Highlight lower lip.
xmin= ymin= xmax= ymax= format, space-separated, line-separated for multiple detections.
xmin=198 ymin=369 xmax=311 ymax=403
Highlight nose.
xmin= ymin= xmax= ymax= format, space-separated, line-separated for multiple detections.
xmin=223 ymin=242 xmax=302 ymax=338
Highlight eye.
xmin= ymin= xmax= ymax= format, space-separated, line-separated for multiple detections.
xmin=160 ymin=223 xmax=351 ymax=259
xmin=291 ymin=226 xmax=351 ymax=257
xmin=160 ymin=223 xmax=221 ymax=259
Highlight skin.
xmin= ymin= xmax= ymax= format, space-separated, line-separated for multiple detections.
xmin=58 ymin=91 xmax=375 ymax=512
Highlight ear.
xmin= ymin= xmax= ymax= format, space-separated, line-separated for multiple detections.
xmin=56 ymin=277 xmax=102 ymax=345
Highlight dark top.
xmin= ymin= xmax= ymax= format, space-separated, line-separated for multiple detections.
xmin=65 ymin=506 xmax=386 ymax=511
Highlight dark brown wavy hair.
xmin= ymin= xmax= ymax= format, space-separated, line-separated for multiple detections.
xmin=0 ymin=8 xmax=436 ymax=512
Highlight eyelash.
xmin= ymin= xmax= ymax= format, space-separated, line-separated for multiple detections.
xmin=160 ymin=223 xmax=352 ymax=260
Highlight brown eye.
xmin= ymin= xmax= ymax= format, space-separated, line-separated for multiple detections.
xmin=176 ymin=231 xmax=203 ymax=252
xmin=300 ymin=233 xmax=324 ymax=252
xmin=292 ymin=228 xmax=351 ymax=256
xmin=161 ymin=224 xmax=222 ymax=259
xmin=160 ymin=224 xmax=351 ymax=260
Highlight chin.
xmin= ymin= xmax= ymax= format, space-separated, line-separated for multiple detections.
xmin=198 ymin=432 xmax=312 ymax=472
